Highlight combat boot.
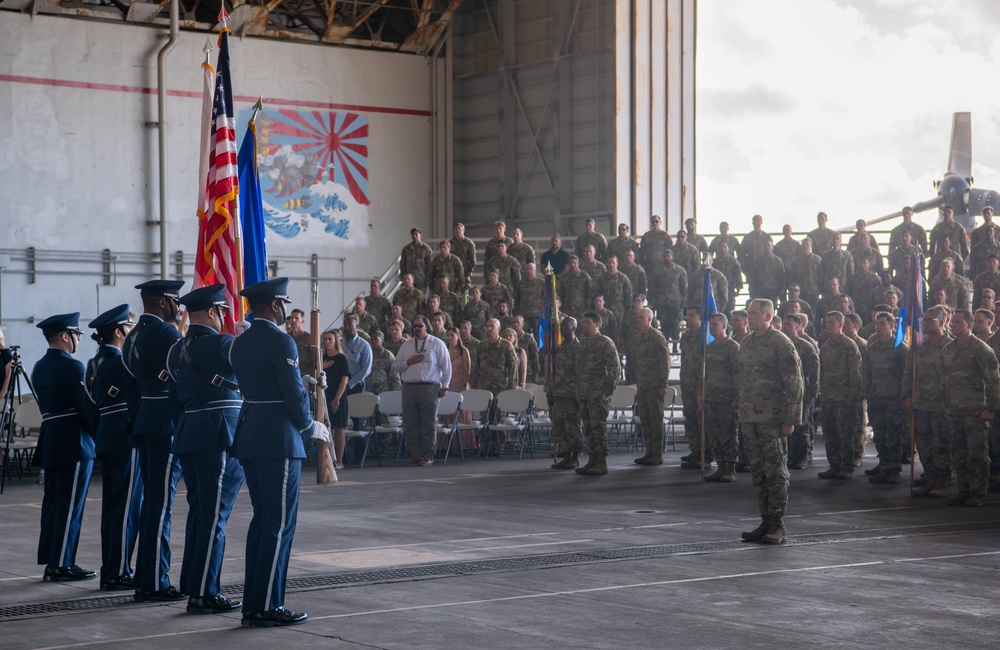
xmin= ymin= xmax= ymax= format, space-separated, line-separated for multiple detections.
xmin=884 ymin=470 xmax=902 ymax=484
xmin=635 ymin=454 xmax=663 ymax=466
xmin=817 ymin=467 xmax=839 ymax=479
xmin=911 ymin=479 xmax=933 ymax=496
xmin=964 ymin=495 xmax=986 ymax=507
xmin=867 ymin=469 xmax=889 ymax=483
xmin=927 ymin=475 xmax=949 ymax=498
xmin=574 ymin=453 xmax=597 ymax=475
xmin=681 ymin=458 xmax=708 ymax=469
xmin=582 ymin=454 xmax=608 ymax=475
xmin=741 ymin=518 xmax=770 ymax=542
xmin=552 ymin=451 xmax=579 ymax=470
xmin=719 ymin=462 xmax=738 ymax=483
xmin=735 ymin=460 xmax=750 ymax=473
xmin=680 ymin=453 xmax=694 ymax=462
xmin=864 ymin=464 xmax=884 ymax=476
xmin=761 ymin=519 xmax=786 ymax=544
xmin=703 ymin=463 xmax=726 ymax=482
xmin=946 ymin=491 xmax=970 ymax=506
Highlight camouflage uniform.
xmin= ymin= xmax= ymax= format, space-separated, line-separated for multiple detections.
xmin=368 ymin=347 xmax=401 ymax=395
xmin=365 ymin=294 xmax=392 ymax=328
xmin=672 ymin=241 xmax=702 ymax=278
xmin=621 ymin=261 xmax=648 ymax=298
xmin=594 ymin=308 xmax=619 ymax=348
xmin=820 ymin=249 xmax=854 ymax=285
xmin=487 ymin=255 xmax=522 ymax=298
xmin=848 ymin=331 xmax=870 ymax=459
xmin=517 ymin=332 xmax=541 ymax=381
xmin=483 ymin=236 xmax=514 ymax=278
xmin=461 ymin=334 xmax=480 ymax=378
xmin=970 ymin=221 xmax=997 ymax=251
xmin=930 ymin=221 xmax=969 ymax=258
xmin=515 ymin=275 xmax=546 ymax=336
xmin=740 ymin=230 xmax=774 ymax=289
xmin=291 ymin=330 xmax=315 ymax=377
xmin=687 ymin=267 xmax=729 ymax=316
xmin=850 ymin=246 xmax=884 ymax=275
xmin=709 ymin=233 xmax=742 ymax=260
xmin=450 ymin=236 xmax=477 ymax=280
xmin=576 ymin=232 xmax=609 ymax=262
xmin=866 ymin=337 xmax=907 ymax=473
xmin=846 ymin=271 xmax=882 ymax=324
xmin=930 ymin=248 xmax=965 ymax=277
xmin=789 ymin=335 xmax=819 ymax=467
xmin=902 ymin=334 xmax=952 ymax=480
xmin=400 ymin=241 xmax=434 ymax=290
xmin=558 ymin=270 xmax=593 ymax=318
xmin=970 ymin=241 xmax=1000 ymax=278
xmin=580 ymin=258 xmax=607 ymax=285
xmin=648 ymin=263 xmax=687 ymax=342
xmin=973 ymin=270 xmax=1000 ymax=308
xmin=640 ymin=230 xmax=673 ymax=268
xmin=507 ymin=242 xmax=536 ymax=269
xmin=392 ymin=286 xmax=426 ymax=323
xmin=356 ymin=311 xmax=381 ymax=336
xmin=887 ymin=244 xmax=925 ymax=276
xmin=929 ymin=273 xmax=970 ymax=311
xmin=679 ymin=328 xmax=707 ymax=460
xmin=607 ymin=236 xmax=640 ymax=265
xmin=701 ymin=336 xmax=740 ymax=463
xmin=598 ymin=272 xmax=633 ymax=333
xmin=738 ymin=327 xmax=804 ymax=523
xmin=576 ymin=332 xmax=620 ymax=455
xmin=632 ymin=327 xmax=670 ymax=456
xmin=471 ymin=338 xmax=518 ymax=424
xmin=498 ymin=314 xmax=516 ymax=334
xmin=429 ymin=254 xmax=467 ymax=294
xmin=462 ymin=299 xmax=492 ymax=339
xmin=438 ymin=290 xmax=463 ymax=326
xmin=773 ymin=237 xmax=800 ymax=267
xmin=889 ymin=221 xmax=929 ymax=254
xmin=819 ymin=334 xmax=862 ymax=474
xmin=943 ymin=335 xmax=1000 ymax=502
xmin=713 ymin=255 xmax=743 ymax=316
xmin=548 ymin=337 xmax=583 ymax=456
xmin=787 ymin=253 xmax=824 ymax=307
xmin=480 ymin=282 xmax=513 ymax=314
xmin=754 ymin=253 xmax=786 ymax=305
xmin=384 ymin=336 xmax=404 ymax=358
xmin=621 ymin=308 xmax=658 ymax=384
xmin=807 ymin=226 xmax=836 ymax=257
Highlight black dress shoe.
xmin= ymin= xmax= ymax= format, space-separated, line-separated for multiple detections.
xmin=43 ymin=565 xmax=97 ymax=582
xmin=187 ymin=593 xmax=243 ymax=614
xmin=241 ymin=607 xmax=308 ymax=628
xmin=134 ymin=586 xmax=188 ymax=602
xmin=100 ymin=575 xmax=136 ymax=591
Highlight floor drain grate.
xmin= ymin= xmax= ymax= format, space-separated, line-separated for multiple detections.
xmin=3 ymin=519 xmax=997 ymax=621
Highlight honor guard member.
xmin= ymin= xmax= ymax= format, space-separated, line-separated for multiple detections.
xmin=548 ymin=317 xmax=584 ymax=469
xmin=231 ymin=277 xmax=329 ymax=627
xmin=86 ymin=305 xmax=141 ymax=590
xmin=166 ymin=285 xmax=245 ymax=614
xmin=574 ymin=311 xmax=621 ymax=476
xmin=122 ymin=279 xmax=186 ymax=602
xmin=32 ymin=313 xmax=98 ymax=582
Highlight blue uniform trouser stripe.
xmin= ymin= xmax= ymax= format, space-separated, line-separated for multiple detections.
xmin=241 ymin=458 xmax=301 ymax=614
xmin=135 ymin=437 xmax=181 ymax=592
xmin=179 ymin=451 xmax=245 ymax=598
xmin=99 ymin=448 xmax=142 ymax=583
xmin=37 ymin=460 xmax=93 ymax=567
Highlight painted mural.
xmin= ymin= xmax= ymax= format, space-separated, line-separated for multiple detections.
xmin=237 ymin=107 xmax=371 ymax=247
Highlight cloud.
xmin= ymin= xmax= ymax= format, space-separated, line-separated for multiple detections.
xmin=699 ymin=84 xmax=798 ymax=117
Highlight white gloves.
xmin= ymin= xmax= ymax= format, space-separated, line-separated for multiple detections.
xmin=235 ymin=320 xmax=251 ymax=336
xmin=318 ymin=371 xmax=327 ymax=390
xmin=302 ymin=372 xmax=327 ymax=389
xmin=309 ymin=420 xmax=332 ymax=442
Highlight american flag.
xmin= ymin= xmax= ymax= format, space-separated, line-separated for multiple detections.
xmin=195 ymin=15 xmax=241 ymax=333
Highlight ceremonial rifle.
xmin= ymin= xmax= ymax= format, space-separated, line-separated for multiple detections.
xmin=311 ymin=281 xmax=337 ymax=484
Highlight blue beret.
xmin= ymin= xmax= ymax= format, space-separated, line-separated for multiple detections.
xmin=37 ymin=312 xmax=84 ymax=338
xmin=135 ymin=279 xmax=185 ymax=299
xmin=179 ymin=284 xmax=229 ymax=312
xmin=89 ymin=304 xmax=133 ymax=331
xmin=240 ymin=277 xmax=292 ymax=304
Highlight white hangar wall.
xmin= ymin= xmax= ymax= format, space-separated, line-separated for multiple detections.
xmin=0 ymin=14 xmax=438 ymax=368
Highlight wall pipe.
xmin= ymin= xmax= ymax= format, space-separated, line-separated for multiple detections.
xmin=155 ymin=0 xmax=179 ymax=279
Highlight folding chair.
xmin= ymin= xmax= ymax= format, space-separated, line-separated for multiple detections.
xmin=456 ymin=389 xmax=492 ymax=458
xmin=664 ymin=386 xmax=680 ymax=451
xmin=371 ymin=391 xmax=405 ymax=462
xmin=607 ymin=384 xmax=637 ymax=447
xmin=436 ymin=391 xmax=465 ymax=463
xmin=483 ymin=388 xmax=533 ymax=459
xmin=527 ymin=385 xmax=553 ymax=452
xmin=344 ymin=392 xmax=380 ymax=467
xmin=3 ymin=397 xmax=40 ymax=481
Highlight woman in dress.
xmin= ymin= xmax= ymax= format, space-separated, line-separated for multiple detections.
xmin=444 ymin=328 xmax=475 ymax=450
xmin=502 ymin=328 xmax=528 ymax=389
xmin=322 ymin=330 xmax=350 ymax=469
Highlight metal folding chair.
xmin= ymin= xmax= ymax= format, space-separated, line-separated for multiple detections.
xmin=484 ymin=388 xmax=533 ymax=459
xmin=456 ymin=389 xmax=493 ymax=458
xmin=436 ymin=391 xmax=465 ymax=463
xmin=344 ymin=392 xmax=380 ymax=467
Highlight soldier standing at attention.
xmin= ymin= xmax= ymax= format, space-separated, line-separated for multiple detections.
xmin=574 ymin=311 xmax=620 ymax=476
xmin=684 ymin=218 xmax=709 ymax=258
xmin=942 ymin=309 xmax=1000 ymax=507
xmin=787 ymin=238 xmax=823 ymax=309
xmin=738 ymin=299 xmax=803 ymax=545
xmin=708 ymin=221 xmax=741 ymax=261
xmin=471 ymin=318 xmax=518 ymax=451
xmin=392 ymin=273 xmax=427 ymax=323
xmin=649 ymin=249 xmax=687 ymax=352
xmin=365 ymin=279 xmax=392 ymax=329
xmin=740 ymin=214 xmax=773 ymax=295
xmin=450 ymin=222 xmax=477 ymax=287
xmin=32 ymin=312 xmax=98 ymax=582
xmin=508 ymin=227 xmax=536 ymax=268
xmin=557 ymin=255 xmax=593 ymax=318
xmin=889 ymin=206 xmax=928 ymax=254
xmin=672 ymin=231 xmax=701 ymax=278
xmin=773 ymin=224 xmax=801 ymax=267
xmin=512 ymin=316 xmax=540 ymax=382
xmin=368 ymin=331 xmax=401 ymax=397
xmin=428 ymin=239 xmax=467 ymax=294
xmin=621 ymin=249 xmax=648 ymax=298
xmin=754 ymin=240 xmax=786 ymax=306
xmin=608 ymin=223 xmax=640 ymax=264
xmin=487 ymin=241 xmax=522 ymax=292
xmin=579 ymin=244 xmax=607 ymax=284
xmin=843 ymin=313 xmax=869 ymax=466
xmin=515 ymin=262 xmax=546 ymax=337
xmin=599 ymin=256 xmax=634 ymax=338
xmin=123 ymin=279 xmax=186 ymax=602
xmin=781 ymin=313 xmax=819 ymax=470
xmin=85 ymin=305 xmax=140 ymax=591
xmin=548 ymin=317 xmax=584 ymax=469
xmin=864 ymin=312 xmax=907 ymax=484
xmin=231 ymin=278 xmax=329 ymax=627
xmin=807 ymin=211 xmax=836 ymax=257
xmin=463 ymin=286 xmax=492 ymax=339
xmin=640 ymin=214 xmax=673 ymax=269
xmin=679 ymin=306 xmax=710 ymax=469
xmin=632 ymin=308 xmax=670 ymax=465
xmin=484 ymin=220 xmax=514 ymax=276
xmin=930 ymin=205 xmax=970 ymax=258
xmin=817 ymin=311 xmax=863 ymax=480
xmin=576 ymin=217 xmax=609 ymax=262
xmin=166 ymin=285 xmax=245 ymax=615
xmin=400 ymin=228 xmax=434 ymax=291
xmin=699 ymin=313 xmax=740 ymax=481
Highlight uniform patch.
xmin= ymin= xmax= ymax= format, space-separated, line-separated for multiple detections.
xmin=287 ymin=358 xmax=299 ymax=368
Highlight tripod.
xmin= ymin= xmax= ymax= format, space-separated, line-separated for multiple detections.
xmin=1 ymin=346 xmax=37 ymax=494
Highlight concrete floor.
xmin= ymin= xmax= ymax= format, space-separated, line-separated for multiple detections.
xmin=1 ymin=435 xmax=998 ymax=649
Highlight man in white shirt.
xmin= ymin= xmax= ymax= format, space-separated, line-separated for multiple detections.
xmin=392 ymin=314 xmax=452 ymax=466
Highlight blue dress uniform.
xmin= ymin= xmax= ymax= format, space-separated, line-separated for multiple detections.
xmin=86 ymin=305 xmax=142 ymax=591
xmin=31 ymin=313 xmax=98 ymax=581
xmin=230 ymin=278 xmax=313 ymax=628
xmin=121 ymin=279 xmax=186 ymax=601
xmin=166 ymin=285 xmax=245 ymax=614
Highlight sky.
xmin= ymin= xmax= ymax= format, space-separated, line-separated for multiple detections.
xmin=696 ymin=0 xmax=1000 ymax=236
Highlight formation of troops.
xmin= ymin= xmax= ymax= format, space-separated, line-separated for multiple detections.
xmin=22 ymin=204 xmax=1000 ymax=612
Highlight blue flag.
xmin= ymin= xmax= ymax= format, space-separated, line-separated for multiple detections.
xmin=700 ymin=268 xmax=718 ymax=349
xmin=894 ymin=257 xmax=923 ymax=348
xmin=238 ymin=122 xmax=267 ymax=291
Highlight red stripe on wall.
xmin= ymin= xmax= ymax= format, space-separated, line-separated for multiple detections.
xmin=0 ymin=74 xmax=432 ymax=117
